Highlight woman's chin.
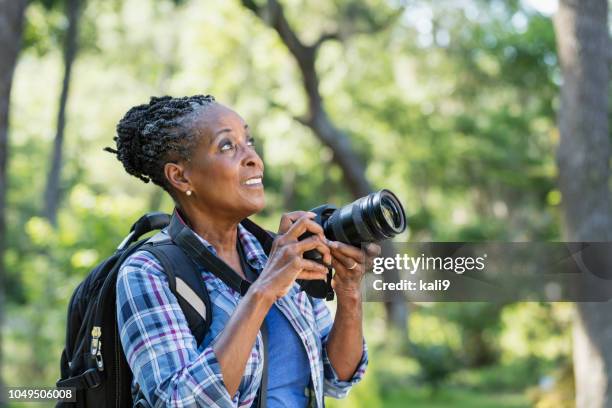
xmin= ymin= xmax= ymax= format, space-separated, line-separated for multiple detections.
xmin=253 ymin=198 xmax=266 ymax=213
xmin=243 ymin=196 xmax=266 ymax=216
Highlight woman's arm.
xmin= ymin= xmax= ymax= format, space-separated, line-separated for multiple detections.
xmin=311 ymin=291 xmax=368 ymax=399
xmin=211 ymin=286 xmax=272 ymax=395
xmin=324 ymin=288 xmax=364 ymax=381
xmin=325 ymin=241 xmax=380 ymax=380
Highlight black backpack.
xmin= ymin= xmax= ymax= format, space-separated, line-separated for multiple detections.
xmin=56 ymin=211 xmax=276 ymax=408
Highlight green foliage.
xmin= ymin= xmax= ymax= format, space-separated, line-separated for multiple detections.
xmin=375 ymin=387 xmax=528 ymax=408
xmin=431 ymin=302 xmax=505 ymax=367
xmin=410 ymin=343 xmax=459 ymax=391
xmin=452 ymin=358 xmax=545 ymax=392
xmin=499 ymin=302 xmax=572 ymax=362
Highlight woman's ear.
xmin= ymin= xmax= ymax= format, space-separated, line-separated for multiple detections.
xmin=164 ymin=162 xmax=191 ymax=194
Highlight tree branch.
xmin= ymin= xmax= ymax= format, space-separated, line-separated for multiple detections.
xmin=313 ymin=31 xmax=340 ymax=50
xmin=312 ymin=2 xmax=406 ymax=50
xmin=240 ymin=0 xmax=260 ymax=14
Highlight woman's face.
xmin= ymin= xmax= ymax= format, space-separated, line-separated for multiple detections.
xmin=182 ymin=103 xmax=265 ymax=219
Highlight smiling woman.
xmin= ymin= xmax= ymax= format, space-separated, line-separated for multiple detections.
xmin=104 ymin=95 xmax=370 ymax=408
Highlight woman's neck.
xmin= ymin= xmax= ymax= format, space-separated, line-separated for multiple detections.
xmin=178 ymin=205 xmax=239 ymax=255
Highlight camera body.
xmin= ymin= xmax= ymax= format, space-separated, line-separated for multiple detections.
xmin=298 ymin=204 xmax=339 ymax=300
xmin=297 ymin=189 xmax=407 ymax=300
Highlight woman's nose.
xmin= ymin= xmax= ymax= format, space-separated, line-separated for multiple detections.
xmin=242 ymin=144 xmax=264 ymax=169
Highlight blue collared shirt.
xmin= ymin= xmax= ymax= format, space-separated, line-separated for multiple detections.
xmin=116 ymin=221 xmax=368 ymax=407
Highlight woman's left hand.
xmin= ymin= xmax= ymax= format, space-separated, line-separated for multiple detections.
xmin=328 ymin=241 xmax=381 ymax=299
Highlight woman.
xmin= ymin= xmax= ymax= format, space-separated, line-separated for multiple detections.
xmin=109 ymin=95 xmax=376 ymax=407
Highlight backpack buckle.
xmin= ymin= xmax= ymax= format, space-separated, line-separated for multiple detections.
xmin=90 ymin=326 xmax=101 ymax=356
xmin=94 ymin=343 xmax=104 ymax=371
xmin=82 ymin=368 xmax=102 ymax=388
xmin=90 ymin=326 xmax=104 ymax=370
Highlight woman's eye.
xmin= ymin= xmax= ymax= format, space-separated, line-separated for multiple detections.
xmin=220 ymin=141 xmax=235 ymax=152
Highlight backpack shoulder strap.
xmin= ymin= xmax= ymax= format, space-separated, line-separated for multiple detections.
xmin=143 ymin=235 xmax=212 ymax=346
xmin=240 ymin=218 xmax=275 ymax=255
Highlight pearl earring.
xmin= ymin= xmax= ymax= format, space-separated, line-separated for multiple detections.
xmin=186 ymin=190 xmax=192 ymax=196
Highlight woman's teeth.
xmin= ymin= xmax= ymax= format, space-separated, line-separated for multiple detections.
xmin=245 ymin=177 xmax=262 ymax=185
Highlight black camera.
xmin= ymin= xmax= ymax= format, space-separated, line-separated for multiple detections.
xmin=298 ymin=189 xmax=407 ymax=299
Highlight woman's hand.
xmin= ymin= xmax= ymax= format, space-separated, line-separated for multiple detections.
xmin=329 ymin=241 xmax=381 ymax=300
xmin=252 ymin=212 xmax=332 ymax=301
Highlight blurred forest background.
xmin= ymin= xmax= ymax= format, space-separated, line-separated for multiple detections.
xmin=1 ymin=0 xmax=612 ymax=407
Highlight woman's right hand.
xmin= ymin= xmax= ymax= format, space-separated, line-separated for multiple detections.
xmin=252 ymin=212 xmax=331 ymax=300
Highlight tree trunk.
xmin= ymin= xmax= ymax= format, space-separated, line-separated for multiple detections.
xmin=0 ymin=0 xmax=28 ymax=403
xmin=554 ymin=1 xmax=612 ymax=407
xmin=43 ymin=0 xmax=82 ymax=226
xmin=241 ymin=0 xmax=408 ymax=336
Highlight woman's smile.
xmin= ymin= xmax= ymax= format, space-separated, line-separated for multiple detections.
xmin=244 ymin=174 xmax=264 ymax=188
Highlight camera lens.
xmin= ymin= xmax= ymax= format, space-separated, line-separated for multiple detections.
xmin=299 ymin=189 xmax=407 ymax=299
xmin=381 ymin=195 xmax=403 ymax=230
xmin=324 ymin=189 xmax=406 ymax=246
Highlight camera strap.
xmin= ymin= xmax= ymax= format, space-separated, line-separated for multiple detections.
xmin=240 ymin=217 xmax=276 ymax=253
xmin=237 ymin=238 xmax=269 ymax=408
xmin=168 ymin=212 xmax=252 ymax=295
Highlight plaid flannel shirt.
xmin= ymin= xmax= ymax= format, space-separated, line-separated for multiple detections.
xmin=116 ymin=221 xmax=368 ymax=408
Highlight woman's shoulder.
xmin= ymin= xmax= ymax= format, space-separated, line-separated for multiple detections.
xmin=117 ymin=249 xmax=167 ymax=283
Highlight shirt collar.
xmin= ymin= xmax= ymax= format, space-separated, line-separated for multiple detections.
xmin=174 ymin=208 xmax=267 ymax=271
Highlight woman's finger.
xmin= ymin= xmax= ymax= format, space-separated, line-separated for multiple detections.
xmin=329 ymin=241 xmax=365 ymax=265
xmin=331 ymin=258 xmax=363 ymax=280
xmin=331 ymin=248 xmax=363 ymax=271
xmin=298 ymin=258 xmax=329 ymax=274
xmin=362 ymin=243 xmax=381 ymax=270
xmin=328 ymin=240 xmax=365 ymax=261
xmin=278 ymin=211 xmax=315 ymax=234
xmin=293 ymin=236 xmax=332 ymax=265
xmin=364 ymin=243 xmax=382 ymax=257
xmin=296 ymin=270 xmax=328 ymax=280
xmin=285 ymin=216 xmax=325 ymax=242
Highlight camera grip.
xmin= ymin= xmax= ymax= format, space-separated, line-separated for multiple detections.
xmin=296 ymin=235 xmax=334 ymax=299
xmin=294 ymin=208 xmax=336 ymax=300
